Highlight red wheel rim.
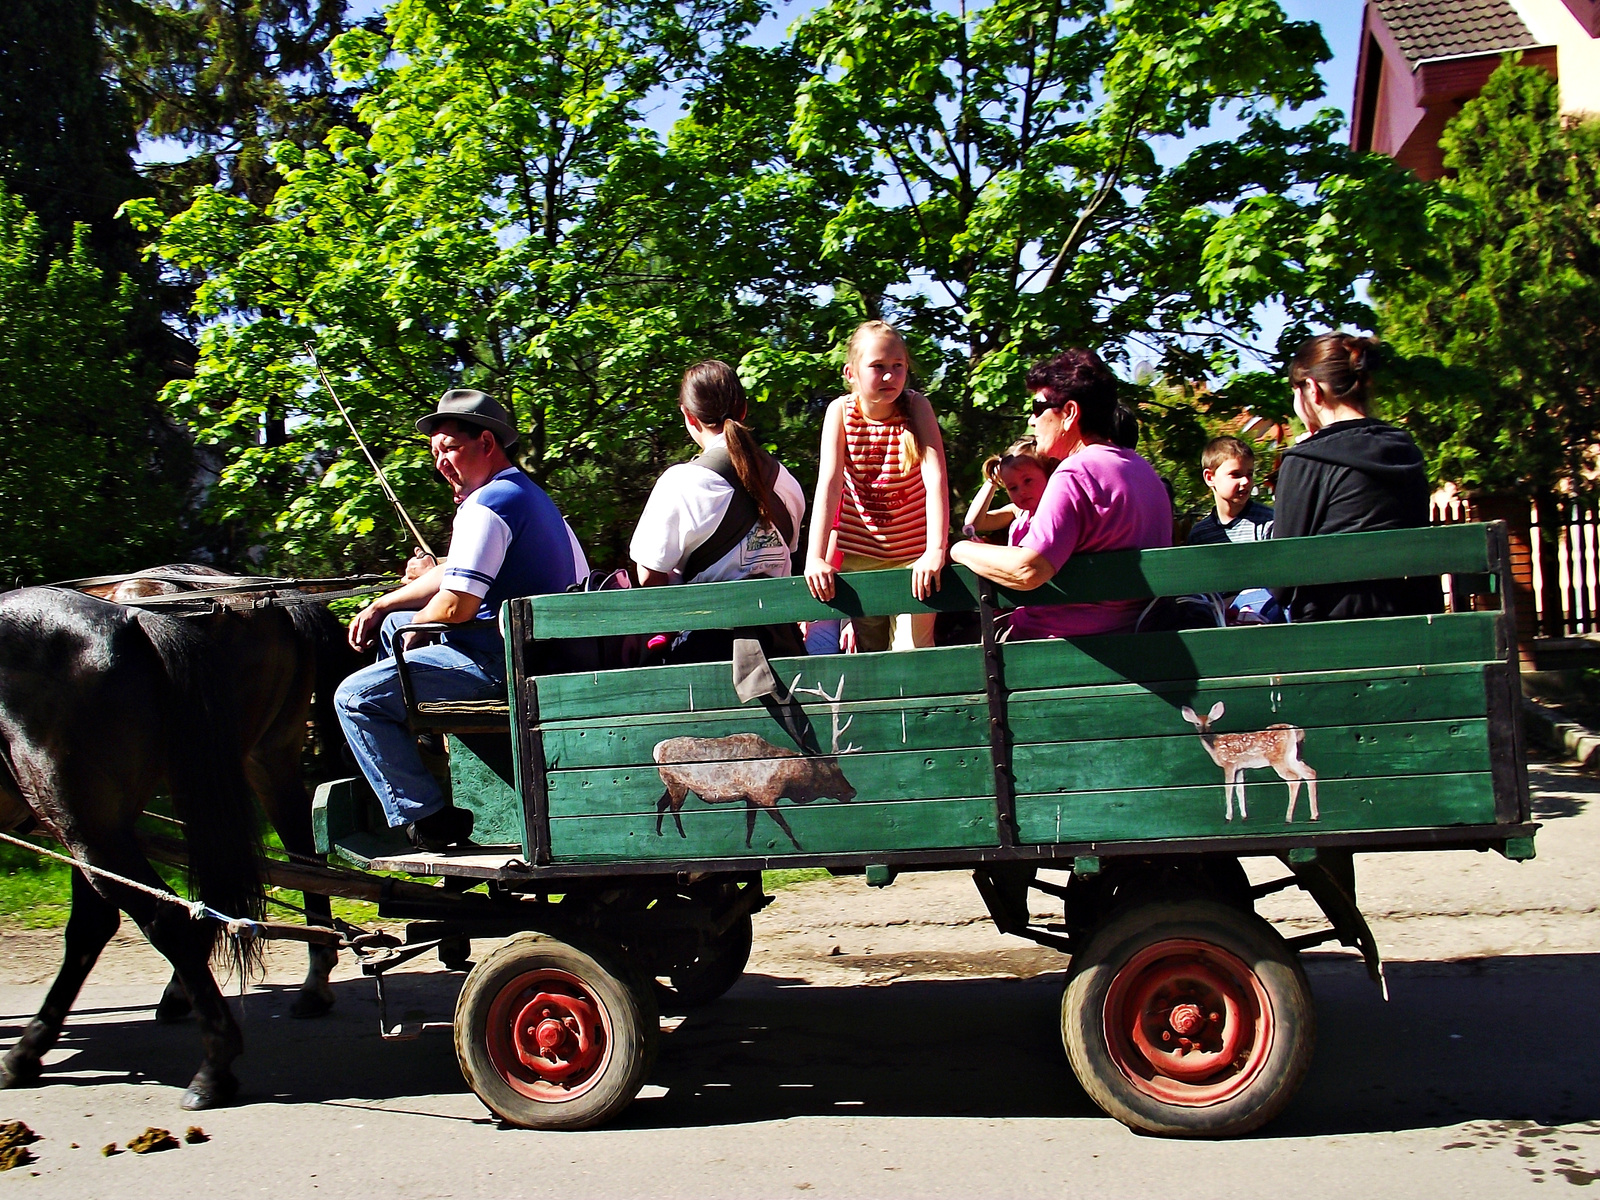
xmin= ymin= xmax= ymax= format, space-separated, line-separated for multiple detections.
xmin=484 ymin=968 xmax=613 ymax=1101
xmin=1102 ymin=938 xmax=1273 ymax=1107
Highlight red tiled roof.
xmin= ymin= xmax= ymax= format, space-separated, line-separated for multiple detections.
xmin=1374 ymin=0 xmax=1538 ymax=66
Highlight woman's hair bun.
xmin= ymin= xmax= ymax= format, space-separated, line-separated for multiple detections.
xmin=1347 ymin=336 xmax=1382 ymax=376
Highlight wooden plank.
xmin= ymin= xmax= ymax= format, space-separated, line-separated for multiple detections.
xmin=548 ymin=796 xmax=999 ymax=862
xmin=536 ymin=646 xmax=987 ymax=723
xmin=1008 ymin=667 xmax=1489 ymax=743
xmin=542 ymin=699 xmax=987 ymax=769
xmin=1002 ymin=613 xmax=1500 ymax=692
xmin=1013 ymin=718 xmax=1491 ymax=796
xmin=449 ymin=733 xmax=522 ymax=848
xmin=546 ymin=745 xmax=996 ymax=818
xmin=1014 ymin=772 xmax=1497 ymax=843
xmin=523 ymin=525 xmax=1492 ymax=639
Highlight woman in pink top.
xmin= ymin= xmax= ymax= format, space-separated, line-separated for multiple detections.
xmin=951 ymin=349 xmax=1171 ymax=639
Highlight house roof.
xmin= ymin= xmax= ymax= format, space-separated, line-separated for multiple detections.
xmin=1374 ymin=0 xmax=1538 ymax=66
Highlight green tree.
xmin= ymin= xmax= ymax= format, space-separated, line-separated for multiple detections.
xmin=0 ymin=189 xmax=189 ymax=585
xmin=139 ymin=0 xmax=1434 ymax=572
xmin=129 ymin=0 xmax=802 ymax=572
xmin=99 ymin=0 xmax=352 ymax=210
xmin=1378 ymin=61 xmax=1600 ymax=499
xmin=1377 ymin=61 xmax=1600 ymax=632
xmin=785 ymin=0 xmax=1434 ymax=482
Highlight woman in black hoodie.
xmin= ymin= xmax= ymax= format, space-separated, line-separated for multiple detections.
xmin=1273 ymin=332 xmax=1440 ymax=621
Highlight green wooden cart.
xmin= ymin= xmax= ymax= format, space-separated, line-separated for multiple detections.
xmin=314 ymin=519 xmax=1534 ymax=1137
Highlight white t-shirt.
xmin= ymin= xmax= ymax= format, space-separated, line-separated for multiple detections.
xmin=630 ymin=435 xmax=806 ymax=584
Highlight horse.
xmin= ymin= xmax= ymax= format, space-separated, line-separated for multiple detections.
xmin=75 ymin=566 xmax=362 ymax=1026
xmin=0 ymin=569 xmax=361 ymax=1109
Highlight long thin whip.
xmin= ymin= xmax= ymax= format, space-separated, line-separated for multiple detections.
xmin=304 ymin=343 xmax=435 ymax=558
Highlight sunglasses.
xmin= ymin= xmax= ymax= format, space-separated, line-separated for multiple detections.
xmin=1031 ymin=394 xmax=1065 ymax=417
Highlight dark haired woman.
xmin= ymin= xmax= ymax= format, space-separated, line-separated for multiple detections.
xmin=951 ymin=348 xmax=1171 ymax=639
xmin=1274 ymin=332 xmax=1437 ymax=621
xmin=630 ymin=360 xmax=807 ymax=660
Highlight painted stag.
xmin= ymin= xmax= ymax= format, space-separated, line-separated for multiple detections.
xmin=1180 ymin=701 xmax=1320 ymax=823
xmin=653 ymin=677 xmax=859 ymax=851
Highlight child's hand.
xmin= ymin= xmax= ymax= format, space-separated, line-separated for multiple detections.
xmin=910 ymin=548 xmax=946 ymax=601
xmin=839 ymin=620 xmax=858 ymax=654
xmin=804 ymin=556 xmax=837 ymax=602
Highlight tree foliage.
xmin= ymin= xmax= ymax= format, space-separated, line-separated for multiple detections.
xmin=1376 ymin=60 xmax=1600 ymax=499
xmin=131 ymin=0 xmax=1433 ymax=574
xmin=99 ymin=0 xmax=353 ymax=209
xmin=0 ymin=189 xmax=189 ymax=585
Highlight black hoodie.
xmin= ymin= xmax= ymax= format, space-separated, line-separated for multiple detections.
xmin=1272 ymin=417 xmax=1440 ymax=622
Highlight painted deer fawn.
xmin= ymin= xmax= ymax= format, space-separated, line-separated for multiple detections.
xmin=1180 ymin=701 xmax=1320 ymax=823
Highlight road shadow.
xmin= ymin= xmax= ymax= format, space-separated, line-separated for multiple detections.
xmin=3 ymin=953 xmax=1596 ymax=1137
xmin=1528 ymin=760 xmax=1596 ymax=820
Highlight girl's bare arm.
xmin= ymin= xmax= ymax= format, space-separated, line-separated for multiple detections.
xmin=908 ymin=393 xmax=949 ymax=599
xmin=805 ymin=399 xmax=848 ymax=601
xmin=963 ymin=479 xmax=1017 ymax=533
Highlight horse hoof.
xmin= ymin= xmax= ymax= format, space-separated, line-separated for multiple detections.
xmin=180 ymin=1071 xmax=238 ymax=1111
xmin=154 ymin=994 xmax=193 ymax=1024
xmin=289 ymin=990 xmax=335 ymax=1019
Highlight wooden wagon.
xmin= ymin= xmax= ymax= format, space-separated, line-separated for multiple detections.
xmin=313 ymin=520 xmax=1534 ymax=1136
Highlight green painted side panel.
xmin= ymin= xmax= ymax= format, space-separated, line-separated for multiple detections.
xmin=542 ymin=698 xmax=987 ymax=770
xmin=546 ymin=746 xmax=996 ymax=818
xmin=1007 ymin=665 xmax=1487 ymax=743
xmin=311 ymin=775 xmax=385 ymax=857
xmin=449 ymin=733 xmax=522 ymax=848
xmin=1002 ymin=613 xmax=1499 ymax=692
xmin=1013 ymin=718 xmax=1490 ymax=796
xmin=1014 ymin=772 xmax=1497 ymax=843
xmin=536 ymin=646 xmax=986 ymax=723
xmin=548 ymin=796 xmax=999 ymax=862
xmin=522 ymin=524 xmax=1494 ymax=638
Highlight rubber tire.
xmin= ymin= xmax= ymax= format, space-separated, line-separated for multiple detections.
xmin=1061 ymin=898 xmax=1315 ymax=1138
xmin=455 ymin=931 xmax=658 ymax=1131
xmin=656 ymin=913 xmax=754 ymax=1009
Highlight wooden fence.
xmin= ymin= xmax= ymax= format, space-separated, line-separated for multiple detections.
xmin=1433 ymin=493 xmax=1600 ymax=640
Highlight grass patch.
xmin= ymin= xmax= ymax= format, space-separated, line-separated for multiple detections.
xmin=762 ymin=867 xmax=832 ymax=891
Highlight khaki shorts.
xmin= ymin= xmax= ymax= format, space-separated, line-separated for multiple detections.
xmin=838 ymin=552 xmax=937 ymax=652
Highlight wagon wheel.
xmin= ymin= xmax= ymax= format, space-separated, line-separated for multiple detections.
xmin=1061 ymin=898 xmax=1315 ymax=1138
xmin=455 ymin=932 xmax=658 ymax=1131
xmin=655 ymin=912 xmax=754 ymax=1009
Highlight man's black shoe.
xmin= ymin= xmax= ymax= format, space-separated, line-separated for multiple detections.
xmin=405 ymin=805 xmax=475 ymax=852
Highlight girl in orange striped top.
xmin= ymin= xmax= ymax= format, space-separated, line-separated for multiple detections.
xmin=804 ymin=321 xmax=949 ymax=651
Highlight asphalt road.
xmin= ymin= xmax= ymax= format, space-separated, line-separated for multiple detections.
xmin=0 ymin=763 xmax=1595 ymax=1198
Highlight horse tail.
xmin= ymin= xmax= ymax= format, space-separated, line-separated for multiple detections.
xmin=136 ymin=610 xmax=265 ymax=973
xmin=285 ymin=602 xmax=364 ymax=777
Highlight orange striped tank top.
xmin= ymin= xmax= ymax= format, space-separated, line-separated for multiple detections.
xmin=835 ymin=393 xmax=928 ymax=560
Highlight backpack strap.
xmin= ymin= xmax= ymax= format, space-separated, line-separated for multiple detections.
xmin=681 ymin=445 xmax=793 ymax=583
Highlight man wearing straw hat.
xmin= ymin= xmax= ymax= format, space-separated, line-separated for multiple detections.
xmin=335 ymin=390 xmax=583 ymax=851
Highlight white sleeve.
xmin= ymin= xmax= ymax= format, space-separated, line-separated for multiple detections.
xmin=565 ymin=520 xmax=590 ymax=581
xmin=441 ymin=501 xmax=512 ymax=599
xmin=628 ymin=465 xmax=731 ymax=576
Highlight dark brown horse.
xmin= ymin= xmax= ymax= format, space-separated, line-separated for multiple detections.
xmin=0 ymin=569 xmax=359 ymax=1109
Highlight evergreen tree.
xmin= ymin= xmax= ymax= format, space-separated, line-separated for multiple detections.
xmin=0 ymin=189 xmax=189 ymax=585
xmin=1378 ymin=61 xmax=1600 ymax=631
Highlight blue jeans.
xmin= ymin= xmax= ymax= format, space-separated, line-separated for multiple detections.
xmin=334 ymin=611 xmax=507 ymax=828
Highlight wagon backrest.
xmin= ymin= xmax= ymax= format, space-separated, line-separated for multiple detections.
xmin=513 ymin=522 xmax=1505 ymax=642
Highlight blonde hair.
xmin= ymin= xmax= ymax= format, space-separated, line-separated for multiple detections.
xmin=846 ymin=320 xmax=922 ymax=476
xmin=983 ymin=436 xmax=1053 ymax=485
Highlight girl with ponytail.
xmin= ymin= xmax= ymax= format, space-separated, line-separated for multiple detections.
xmin=629 ymin=360 xmax=808 ymax=660
xmin=1273 ymin=332 xmax=1438 ymax=621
